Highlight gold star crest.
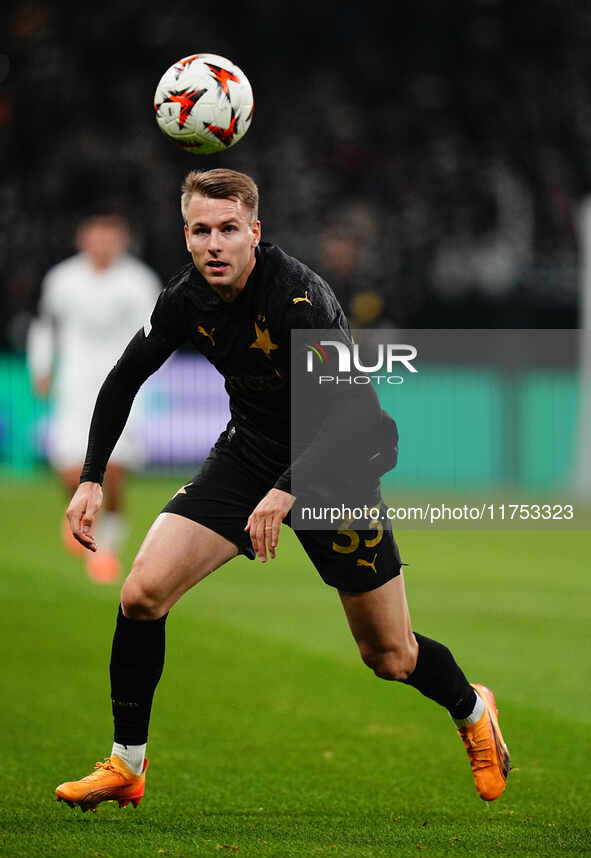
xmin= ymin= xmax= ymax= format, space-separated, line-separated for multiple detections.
xmin=249 ymin=322 xmax=279 ymax=358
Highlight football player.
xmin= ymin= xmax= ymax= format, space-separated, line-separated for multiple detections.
xmin=28 ymin=213 xmax=161 ymax=582
xmin=55 ymin=170 xmax=509 ymax=811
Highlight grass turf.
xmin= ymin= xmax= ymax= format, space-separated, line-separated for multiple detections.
xmin=0 ymin=472 xmax=590 ymax=857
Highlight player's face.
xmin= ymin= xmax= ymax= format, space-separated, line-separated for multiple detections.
xmin=77 ymin=223 xmax=128 ymax=270
xmin=184 ymin=194 xmax=261 ymax=302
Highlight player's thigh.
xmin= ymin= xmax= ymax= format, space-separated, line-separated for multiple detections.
xmin=339 ymin=572 xmax=415 ymax=655
xmin=122 ymin=512 xmax=238 ymax=617
xmin=295 ymin=517 xmax=416 ymax=666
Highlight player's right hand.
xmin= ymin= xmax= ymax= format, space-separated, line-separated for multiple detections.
xmin=66 ymin=481 xmax=103 ymax=552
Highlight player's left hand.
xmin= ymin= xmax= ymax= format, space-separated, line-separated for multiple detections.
xmin=245 ymin=488 xmax=295 ymax=562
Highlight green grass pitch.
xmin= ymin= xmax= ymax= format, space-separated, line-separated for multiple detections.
xmin=0 ymin=473 xmax=590 ymax=857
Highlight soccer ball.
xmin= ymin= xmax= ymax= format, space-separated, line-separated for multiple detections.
xmin=153 ymin=53 xmax=253 ymax=155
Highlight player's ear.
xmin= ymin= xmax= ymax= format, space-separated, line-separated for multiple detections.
xmin=184 ymin=223 xmax=191 ymax=252
xmin=251 ymin=219 xmax=261 ymax=247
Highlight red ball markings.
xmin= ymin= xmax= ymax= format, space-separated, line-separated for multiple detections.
xmin=205 ymin=107 xmax=240 ymax=146
xmin=206 ymin=63 xmax=240 ymax=101
xmin=156 ymin=88 xmax=208 ymax=129
xmin=173 ymin=55 xmax=201 ymax=80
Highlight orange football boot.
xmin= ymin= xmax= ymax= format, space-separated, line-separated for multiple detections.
xmin=457 ymin=683 xmax=510 ymax=801
xmin=56 ymin=755 xmax=148 ymax=813
xmin=85 ymin=550 xmax=121 ymax=583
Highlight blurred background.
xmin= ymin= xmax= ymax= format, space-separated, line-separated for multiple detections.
xmin=1 ymin=0 xmax=591 ymax=496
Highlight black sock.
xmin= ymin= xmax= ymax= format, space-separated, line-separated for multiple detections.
xmin=403 ymin=633 xmax=476 ymax=719
xmin=110 ymin=605 xmax=167 ymax=745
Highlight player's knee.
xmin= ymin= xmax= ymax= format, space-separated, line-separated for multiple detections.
xmin=360 ymin=641 xmax=417 ymax=682
xmin=120 ymin=565 xmax=164 ymax=620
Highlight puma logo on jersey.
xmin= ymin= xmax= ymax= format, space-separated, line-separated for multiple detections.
xmin=293 ymin=290 xmax=312 ymax=305
xmin=197 ymin=325 xmax=216 ymax=346
xmin=356 ymin=552 xmax=378 ymax=573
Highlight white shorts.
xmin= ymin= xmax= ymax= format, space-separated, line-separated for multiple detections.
xmin=47 ymin=398 xmax=144 ymax=471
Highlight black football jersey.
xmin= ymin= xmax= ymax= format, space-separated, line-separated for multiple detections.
xmin=80 ymin=242 xmax=360 ymax=486
xmin=147 ymin=242 xmax=350 ymax=444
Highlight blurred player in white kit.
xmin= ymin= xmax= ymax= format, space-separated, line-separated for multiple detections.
xmin=27 ymin=213 xmax=161 ymax=582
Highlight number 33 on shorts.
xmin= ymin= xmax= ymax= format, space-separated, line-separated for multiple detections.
xmin=330 ymin=508 xmax=401 ymax=581
xmin=295 ymin=504 xmax=404 ymax=592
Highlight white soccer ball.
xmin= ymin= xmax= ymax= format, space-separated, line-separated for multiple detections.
xmin=153 ymin=53 xmax=254 ymax=155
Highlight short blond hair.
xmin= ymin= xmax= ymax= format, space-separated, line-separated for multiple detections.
xmin=181 ymin=168 xmax=259 ymax=224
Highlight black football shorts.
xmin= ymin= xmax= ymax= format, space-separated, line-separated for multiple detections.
xmin=161 ymin=426 xmax=403 ymax=593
